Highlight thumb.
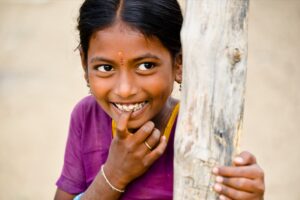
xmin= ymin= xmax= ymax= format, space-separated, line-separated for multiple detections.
xmin=233 ymin=151 xmax=257 ymax=166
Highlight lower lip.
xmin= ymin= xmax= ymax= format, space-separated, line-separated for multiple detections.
xmin=111 ymin=102 xmax=149 ymax=119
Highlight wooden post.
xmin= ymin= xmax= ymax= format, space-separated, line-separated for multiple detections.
xmin=174 ymin=0 xmax=249 ymax=199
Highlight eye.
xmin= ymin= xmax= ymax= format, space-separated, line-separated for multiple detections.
xmin=137 ymin=62 xmax=155 ymax=71
xmin=96 ymin=65 xmax=114 ymax=72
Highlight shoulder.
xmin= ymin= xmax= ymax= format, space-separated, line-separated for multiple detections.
xmin=71 ymin=95 xmax=106 ymax=119
xmin=69 ymin=95 xmax=111 ymax=135
xmin=71 ymin=95 xmax=98 ymax=115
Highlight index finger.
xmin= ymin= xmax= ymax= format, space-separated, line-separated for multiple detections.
xmin=213 ymin=165 xmax=262 ymax=179
xmin=115 ymin=111 xmax=132 ymax=139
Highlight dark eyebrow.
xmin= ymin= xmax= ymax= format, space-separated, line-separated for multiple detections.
xmin=90 ymin=56 xmax=115 ymax=64
xmin=89 ymin=53 xmax=160 ymax=64
xmin=132 ymin=53 xmax=160 ymax=63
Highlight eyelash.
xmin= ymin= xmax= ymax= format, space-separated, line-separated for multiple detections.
xmin=96 ymin=65 xmax=114 ymax=72
xmin=93 ymin=62 xmax=157 ymax=75
xmin=137 ymin=62 xmax=156 ymax=71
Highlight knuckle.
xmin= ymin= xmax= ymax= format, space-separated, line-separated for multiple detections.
xmin=221 ymin=186 xmax=242 ymax=200
xmin=141 ymin=126 xmax=148 ymax=133
xmin=125 ymin=142 xmax=135 ymax=153
xmin=255 ymin=180 xmax=265 ymax=194
xmin=116 ymin=126 xmax=124 ymax=133
xmin=135 ymin=149 xmax=144 ymax=159
xmin=231 ymin=190 xmax=243 ymax=200
xmin=142 ymin=121 xmax=154 ymax=133
xmin=241 ymin=150 xmax=256 ymax=162
xmin=242 ymin=150 xmax=251 ymax=156
xmin=259 ymin=171 xmax=265 ymax=179
xmin=256 ymin=166 xmax=265 ymax=178
xmin=237 ymin=178 xmax=247 ymax=188
xmin=257 ymin=184 xmax=265 ymax=194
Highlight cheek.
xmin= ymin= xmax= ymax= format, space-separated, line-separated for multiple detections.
xmin=89 ymin=77 xmax=111 ymax=99
xmin=142 ymin=73 xmax=174 ymax=98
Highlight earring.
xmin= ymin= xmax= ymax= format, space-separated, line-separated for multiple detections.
xmin=87 ymin=83 xmax=91 ymax=94
xmin=179 ymin=83 xmax=182 ymax=92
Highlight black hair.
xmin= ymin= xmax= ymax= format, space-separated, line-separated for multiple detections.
xmin=78 ymin=0 xmax=183 ymax=61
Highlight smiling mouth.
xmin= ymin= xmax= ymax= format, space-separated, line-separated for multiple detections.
xmin=112 ymin=101 xmax=148 ymax=112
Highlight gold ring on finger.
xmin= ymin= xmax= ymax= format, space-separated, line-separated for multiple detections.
xmin=144 ymin=141 xmax=152 ymax=151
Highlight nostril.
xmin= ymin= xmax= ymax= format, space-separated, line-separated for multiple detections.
xmin=114 ymin=83 xmax=138 ymax=98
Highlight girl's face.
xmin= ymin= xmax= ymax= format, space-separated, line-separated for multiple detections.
xmin=83 ymin=23 xmax=182 ymax=129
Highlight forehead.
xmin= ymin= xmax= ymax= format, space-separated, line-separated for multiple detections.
xmin=88 ymin=23 xmax=170 ymax=59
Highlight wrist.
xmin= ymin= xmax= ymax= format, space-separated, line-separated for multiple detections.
xmin=102 ymin=164 xmax=128 ymax=192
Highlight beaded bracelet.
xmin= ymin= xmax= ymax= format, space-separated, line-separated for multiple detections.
xmin=101 ymin=165 xmax=125 ymax=193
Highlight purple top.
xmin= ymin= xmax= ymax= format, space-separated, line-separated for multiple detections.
xmin=56 ymin=95 xmax=176 ymax=199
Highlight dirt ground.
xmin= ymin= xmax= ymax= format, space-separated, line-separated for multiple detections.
xmin=0 ymin=0 xmax=299 ymax=199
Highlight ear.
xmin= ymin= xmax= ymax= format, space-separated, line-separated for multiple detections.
xmin=174 ymin=52 xmax=183 ymax=84
xmin=79 ymin=45 xmax=89 ymax=84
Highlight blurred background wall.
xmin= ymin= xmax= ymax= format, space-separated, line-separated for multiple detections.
xmin=0 ymin=0 xmax=299 ymax=199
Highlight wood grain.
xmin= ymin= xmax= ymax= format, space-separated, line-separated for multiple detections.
xmin=174 ymin=0 xmax=249 ymax=199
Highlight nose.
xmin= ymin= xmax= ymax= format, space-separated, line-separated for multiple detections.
xmin=113 ymin=71 xmax=138 ymax=99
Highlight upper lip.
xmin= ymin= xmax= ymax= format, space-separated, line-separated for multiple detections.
xmin=111 ymin=101 xmax=147 ymax=105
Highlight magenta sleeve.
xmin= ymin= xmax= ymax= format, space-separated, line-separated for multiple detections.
xmin=56 ymin=102 xmax=87 ymax=194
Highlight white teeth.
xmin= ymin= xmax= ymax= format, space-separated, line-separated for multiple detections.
xmin=129 ymin=105 xmax=134 ymax=110
xmin=115 ymin=102 xmax=146 ymax=112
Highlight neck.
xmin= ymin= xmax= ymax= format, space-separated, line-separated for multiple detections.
xmin=152 ymin=97 xmax=179 ymax=134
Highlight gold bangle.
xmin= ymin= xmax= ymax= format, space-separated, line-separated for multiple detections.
xmin=101 ymin=165 xmax=125 ymax=193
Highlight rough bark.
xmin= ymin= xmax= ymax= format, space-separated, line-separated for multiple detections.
xmin=174 ymin=0 xmax=249 ymax=199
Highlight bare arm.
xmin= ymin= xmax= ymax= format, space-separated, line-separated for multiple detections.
xmin=80 ymin=168 xmax=123 ymax=200
xmin=55 ymin=112 xmax=167 ymax=200
xmin=54 ymin=188 xmax=75 ymax=200
xmin=54 ymin=170 xmax=122 ymax=200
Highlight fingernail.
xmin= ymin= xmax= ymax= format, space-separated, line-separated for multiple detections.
xmin=234 ymin=157 xmax=244 ymax=164
xmin=143 ymin=124 xmax=152 ymax=133
xmin=212 ymin=167 xmax=219 ymax=174
xmin=214 ymin=183 xmax=222 ymax=192
xmin=215 ymin=176 xmax=223 ymax=183
xmin=219 ymin=195 xmax=226 ymax=200
xmin=153 ymin=129 xmax=160 ymax=137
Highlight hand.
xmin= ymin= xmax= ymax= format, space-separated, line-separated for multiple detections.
xmin=213 ymin=151 xmax=265 ymax=200
xmin=104 ymin=112 xmax=168 ymax=190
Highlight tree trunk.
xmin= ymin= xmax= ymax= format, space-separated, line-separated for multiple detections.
xmin=174 ymin=0 xmax=249 ymax=199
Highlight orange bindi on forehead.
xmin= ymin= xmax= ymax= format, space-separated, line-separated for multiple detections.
xmin=118 ymin=51 xmax=125 ymax=66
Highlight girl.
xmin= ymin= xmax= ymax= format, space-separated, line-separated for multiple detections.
xmin=55 ymin=0 xmax=265 ymax=199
